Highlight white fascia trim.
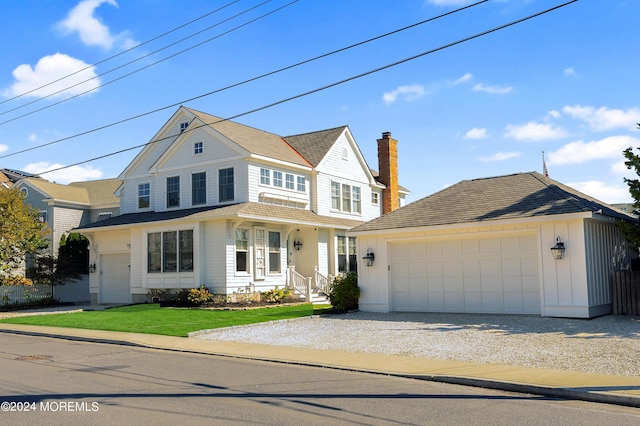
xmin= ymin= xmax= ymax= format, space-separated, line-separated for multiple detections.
xmin=249 ymin=154 xmax=312 ymax=172
xmin=348 ymin=212 xmax=593 ymax=237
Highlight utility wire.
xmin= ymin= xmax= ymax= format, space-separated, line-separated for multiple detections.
xmin=0 ymin=0 xmax=295 ymax=126
xmin=34 ymin=0 xmax=579 ymax=178
xmin=1 ymin=0 xmax=488 ymax=159
xmin=0 ymin=0 xmax=240 ymax=107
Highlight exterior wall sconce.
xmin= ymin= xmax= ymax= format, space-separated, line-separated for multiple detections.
xmin=88 ymin=263 xmax=97 ymax=273
xmin=362 ymin=248 xmax=375 ymax=267
xmin=550 ymin=236 xmax=565 ymax=260
xmin=293 ymin=239 xmax=303 ymax=250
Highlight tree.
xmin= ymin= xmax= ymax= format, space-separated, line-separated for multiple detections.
xmin=30 ymin=233 xmax=89 ymax=295
xmin=0 ymin=187 xmax=49 ymax=278
xmin=619 ymin=124 xmax=640 ymax=250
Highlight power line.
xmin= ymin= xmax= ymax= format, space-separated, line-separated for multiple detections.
xmin=0 ymin=0 xmax=295 ymax=125
xmin=33 ymin=0 xmax=579 ymax=178
xmin=0 ymin=0 xmax=240 ymax=107
xmin=1 ymin=0 xmax=488 ymax=159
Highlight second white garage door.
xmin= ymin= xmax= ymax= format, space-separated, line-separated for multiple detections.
xmin=389 ymin=234 xmax=540 ymax=314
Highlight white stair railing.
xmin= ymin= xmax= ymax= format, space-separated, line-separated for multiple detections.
xmin=288 ymin=266 xmax=311 ymax=301
xmin=314 ymin=266 xmax=333 ymax=296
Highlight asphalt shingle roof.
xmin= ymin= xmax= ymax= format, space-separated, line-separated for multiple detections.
xmin=69 ymin=179 xmax=121 ymax=204
xmin=283 ymin=126 xmax=347 ymax=167
xmin=185 ymin=107 xmax=311 ymax=168
xmin=75 ymin=202 xmax=364 ymax=231
xmin=350 ymin=172 xmax=636 ymax=233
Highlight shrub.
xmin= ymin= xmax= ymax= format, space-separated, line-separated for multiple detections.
xmin=187 ymin=285 xmax=213 ymax=305
xmin=261 ymin=286 xmax=291 ymax=303
xmin=0 ymin=276 xmax=34 ymax=286
xmin=329 ymin=273 xmax=360 ymax=311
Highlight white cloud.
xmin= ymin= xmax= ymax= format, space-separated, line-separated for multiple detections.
xmin=504 ymin=122 xmax=568 ymax=141
xmin=453 ymin=73 xmax=473 ymax=85
xmin=546 ymin=110 xmax=561 ymax=119
xmin=562 ymin=105 xmax=640 ymax=131
xmin=57 ymin=0 xmax=136 ymax=50
xmin=2 ymin=53 xmax=100 ymax=99
xmin=0 ymin=144 xmax=8 ymax=154
xmin=564 ymin=67 xmax=576 ymax=77
xmin=479 ymin=152 xmax=520 ymax=162
xmin=23 ymin=162 xmax=103 ymax=184
xmin=28 ymin=133 xmax=38 ymax=142
xmin=547 ymin=135 xmax=640 ymax=165
xmin=383 ymin=84 xmax=425 ymax=104
xmin=567 ymin=181 xmax=631 ymax=204
xmin=473 ymin=83 xmax=513 ymax=94
xmin=464 ymin=127 xmax=488 ymax=139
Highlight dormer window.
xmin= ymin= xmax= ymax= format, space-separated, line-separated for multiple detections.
xmin=180 ymin=121 xmax=189 ymax=133
xmin=194 ymin=141 xmax=203 ymax=155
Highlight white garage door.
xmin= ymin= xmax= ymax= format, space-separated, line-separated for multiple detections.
xmin=390 ymin=234 xmax=540 ymax=314
xmin=99 ymin=253 xmax=131 ymax=304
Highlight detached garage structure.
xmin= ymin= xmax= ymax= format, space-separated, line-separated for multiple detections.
xmin=350 ymin=172 xmax=637 ymax=318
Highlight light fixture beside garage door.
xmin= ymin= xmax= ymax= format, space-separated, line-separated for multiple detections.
xmin=550 ymin=236 xmax=566 ymax=260
xmin=362 ymin=248 xmax=375 ymax=267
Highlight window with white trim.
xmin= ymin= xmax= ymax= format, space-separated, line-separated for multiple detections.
xmin=180 ymin=121 xmax=189 ymax=133
xmin=260 ymin=168 xmax=270 ymax=185
xmin=372 ymin=192 xmax=379 ymax=205
xmin=235 ymin=229 xmax=249 ymax=272
xmin=219 ymin=168 xmax=234 ymax=202
xmin=273 ymin=171 xmax=282 ymax=187
xmin=148 ymin=230 xmax=193 ymax=273
xmin=138 ymin=183 xmax=150 ymax=209
xmin=194 ymin=141 xmax=203 ymax=155
xmin=166 ymin=176 xmax=180 ymax=208
xmin=297 ymin=176 xmax=306 ymax=192
xmin=285 ymin=173 xmax=295 ymax=190
xmin=331 ymin=181 xmax=361 ymax=214
xmin=268 ymin=231 xmax=281 ymax=273
xmin=338 ymin=235 xmax=357 ymax=274
xmin=192 ymin=172 xmax=206 ymax=205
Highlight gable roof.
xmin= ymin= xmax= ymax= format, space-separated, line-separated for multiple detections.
xmin=351 ymin=172 xmax=636 ymax=233
xmin=69 ymin=178 xmax=121 ymax=205
xmin=22 ymin=178 xmax=90 ymax=204
xmin=283 ymin=126 xmax=347 ymax=167
xmin=185 ymin=107 xmax=311 ymax=168
xmin=74 ymin=202 xmax=364 ymax=231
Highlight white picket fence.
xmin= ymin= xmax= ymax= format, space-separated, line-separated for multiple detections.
xmin=0 ymin=284 xmax=53 ymax=306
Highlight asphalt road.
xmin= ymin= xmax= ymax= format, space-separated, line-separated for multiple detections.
xmin=1 ymin=333 xmax=639 ymax=425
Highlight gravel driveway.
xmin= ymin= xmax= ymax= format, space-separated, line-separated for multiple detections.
xmin=195 ymin=311 xmax=640 ymax=377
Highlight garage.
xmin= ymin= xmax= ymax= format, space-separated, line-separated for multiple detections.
xmin=99 ymin=253 xmax=131 ymax=304
xmin=389 ymin=234 xmax=540 ymax=314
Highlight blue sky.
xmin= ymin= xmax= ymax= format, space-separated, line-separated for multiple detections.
xmin=1 ymin=0 xmax=639 ymax=204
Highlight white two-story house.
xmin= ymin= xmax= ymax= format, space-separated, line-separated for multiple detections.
xmin=75 ymin=106 xmax=408 ymax=304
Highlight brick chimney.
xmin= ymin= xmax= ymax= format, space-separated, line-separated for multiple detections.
xmin=377 ymin=131 xmax=399 ymax=214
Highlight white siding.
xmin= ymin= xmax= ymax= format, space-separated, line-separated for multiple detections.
xmin=247 ymin=162 xmax=311 ymax=207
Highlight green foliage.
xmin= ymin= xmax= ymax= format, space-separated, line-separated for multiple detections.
xmin=261 ymin=286 xmax=291 ymax=303
xmin=619 ymin=128 xmax=640 ymax=250
xmin=58 ymin=233 xmax=89 ymax=275
xmin=0 ymin=188 xmax=49 ymax=275
xmin=187 ymin=285 xmax=214 ymax=305
xmin=328 ymin=273 xmax=360 ymax=311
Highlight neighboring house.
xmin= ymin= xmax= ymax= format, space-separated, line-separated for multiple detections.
xmin=74 ymin=106 xmax=408 ymax=304
xmin=15 ymin=178 xmax=121 ymax=256
xmin=350 ymin=172 xmax=638 ymax=319
xmin=0 ymin=168 xmax=42 ymax=188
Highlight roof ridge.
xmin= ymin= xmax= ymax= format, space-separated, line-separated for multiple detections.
xmin=284 ymin=125 xmax=347 ymax=139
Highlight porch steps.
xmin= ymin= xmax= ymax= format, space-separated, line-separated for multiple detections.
xmin=296 ymin=292 xmax=330 ymax=305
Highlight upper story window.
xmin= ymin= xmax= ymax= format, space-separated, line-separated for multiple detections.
xmin=260 ymin=168 xmax=270 ymax=185
xmin=166 ymin=176 xmax=180 ymax=208
xmin=180 ymin=121 xmax=189 ymax=133
xmin=138 ymin=183 xmax=150 ymax=209
xmin=331 ymin=181 xmax=361 ymax=214
xmin=372 ymin=192 xmax=379 ymax=205
xmin=38 ymin=210 xmax=47 ymax=223
xmin=219 ymin=168 xmax=234 ymax=202
xmin=273 ymin=171 xmax=282 ymax=187
xmin=192 ymin=172 xmax=206 ymax=205
xmin=194 ymin=141 xmax=203 ymax=155
xmin=285 ymin=173 xmax=294 ymax=190
xmin=297 ymin=176 xmax=306 ymax=192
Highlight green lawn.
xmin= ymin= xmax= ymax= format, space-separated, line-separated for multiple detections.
xmin=0 ymin=303 xmax=332 ymax=337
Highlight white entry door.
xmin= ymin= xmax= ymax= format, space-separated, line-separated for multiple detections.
xmin=99 ymin=253 xmax=131 ymax=304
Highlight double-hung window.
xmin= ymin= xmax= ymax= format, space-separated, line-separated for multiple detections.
xmin=331 ymin=182 xmax=341 ymax=210
xmin=192 ymin=172 xmax=206 ymax=205
xmin=341 ymin=184 xmax=351 ymax=213
xmin=138 ymin=183 xmax=150 ymax=209
xmin=268 ymin=231 xmax=281 ymax=273
xmin=331 ymin=181 xmax=361 ymax=214
xmin=337 ymin=236 xmax=357 ymax=274
xmin=219 ymin=168 xmax=234 ymax=202
xmin=273 ymin=171 xmax=282 ymax=187
xmin=166 ymin=176 xmax=180 ymax=208
xmin=297 ymin=176 xmax=306 ymax=192
xmin=260 ymin=168 xmax=270 ymax=185
xmin=235 ymin=229 xmax=249 ymax=272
